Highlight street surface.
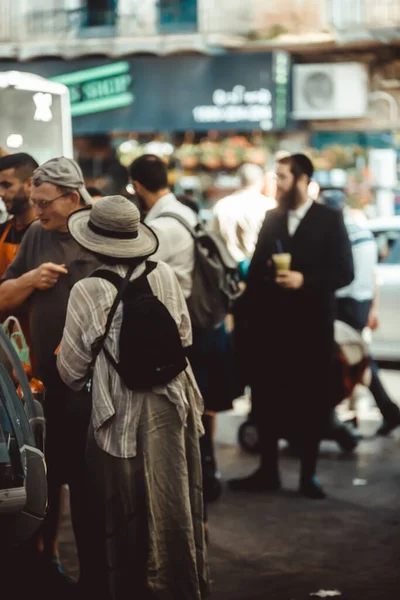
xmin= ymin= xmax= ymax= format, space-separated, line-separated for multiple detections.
xmin=60 ymin=370 xmax=400 ymax=600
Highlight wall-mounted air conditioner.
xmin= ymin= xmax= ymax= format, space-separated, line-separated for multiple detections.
xmin=293 ymin=62 xmax=369 ymax=120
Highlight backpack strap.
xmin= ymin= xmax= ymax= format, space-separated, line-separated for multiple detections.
xmin=145 ymin=261 xmax=158 ymax=276
xmin=157 ymin=212 xmax=238 ymax=270
xmin=88 ymin=265 xmax=134 ymax=370
xmin=90 ymin=269 xmax=123 ymax=289
xmin=156 ymin=212 xmax=200 ymax=238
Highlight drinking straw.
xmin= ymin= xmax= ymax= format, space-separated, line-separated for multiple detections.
xmin=276 ymin=239 xmax=284 ymax=254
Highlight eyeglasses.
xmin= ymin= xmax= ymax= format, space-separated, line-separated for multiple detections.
xmin=32 ymin=192 xmax=68 ymax=210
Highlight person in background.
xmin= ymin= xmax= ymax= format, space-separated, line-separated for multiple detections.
xmin=129 ymin=154 xmax=234 ymax=535
xmin=86 ymin=186 xmax=103 ymax=202
xmin=0 ymin=153 xmax=39 ymax=364
xmin=0 ymin=157 xmax=98 ymax=595
xmin=212 ymin=163 xmax=276 ymax=278
xmin=130 ymin=155 xmax=197 ymax=299
xmin=229 ymin=154 xmax=354 ymax=499
xmin=0 ymin=153 xmax=38 ymax=277
xmin=321 ymin=188 xmax=400 ymax=437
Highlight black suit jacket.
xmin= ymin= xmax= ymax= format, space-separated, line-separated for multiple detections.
xmin=239 ymin=202 xmax=354 ymax=399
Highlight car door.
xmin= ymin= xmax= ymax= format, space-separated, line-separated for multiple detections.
xmin=0 ymin=327 xmax=47 ymax=545
xmin=371 ymin=227 xmax=400 ymax=362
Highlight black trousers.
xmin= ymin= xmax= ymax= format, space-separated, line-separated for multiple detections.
xmin=251 ymin=378 xmax=324 ymax=483
xmin=336 ymin=297 xmax=400 ymax=424
xmin=42 ymin=382 xmax=106 ymax=593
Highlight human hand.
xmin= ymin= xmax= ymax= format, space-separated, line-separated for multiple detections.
xmin=275 ymin=270 xmax=304 ymax=290
xmin=31 ymin=263 xmax=68 ymax=290
xmin=367 ymin=308 xmax=379 ymax=331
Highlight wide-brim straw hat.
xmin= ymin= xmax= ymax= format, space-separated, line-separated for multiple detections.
xmin=67 ymin=195 xmax=159 ymax=258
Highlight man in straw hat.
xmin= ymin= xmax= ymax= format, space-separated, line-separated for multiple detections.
xmin=57 ymin=195 xmax=209 ymax=600
xmin=0 ymin=156 xmax=99 ymax=593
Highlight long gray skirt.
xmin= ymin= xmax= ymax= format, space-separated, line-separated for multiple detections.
xmin=87 ymin=393 xmax=210 ymax=600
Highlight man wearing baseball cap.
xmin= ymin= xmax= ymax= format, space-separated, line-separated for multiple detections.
xmin=0 ymin=156 xmax=99 ymax=594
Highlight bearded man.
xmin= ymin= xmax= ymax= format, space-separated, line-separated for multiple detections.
xmin=0 ymin=152 xmax=38 ymax=276
xmin=229 ymin=154 xmax=354 ymax=499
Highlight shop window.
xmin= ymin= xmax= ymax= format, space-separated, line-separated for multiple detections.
xmin=159 ymin=0 xmax=197 ymax=33
xmin=85 ymin=0 xmax=117 ymax=27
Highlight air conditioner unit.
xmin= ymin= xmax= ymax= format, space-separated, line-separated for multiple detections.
xmin=293 ymin=62 xmax=369 ymax=120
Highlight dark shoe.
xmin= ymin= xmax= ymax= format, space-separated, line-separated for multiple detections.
xmin=376 ymin=419 xmax=400 ymax=436
xmin=228 ymin=468 xmax=281 ymax=492
xmin=299 ymin=477 xmax=327 ymax=500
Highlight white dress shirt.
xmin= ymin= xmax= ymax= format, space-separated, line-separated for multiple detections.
xmin=288 ymin=198 xmax=314 ymax=236
xmin=212 ymin=188 xmax=276 ymax=262
xmin=144 ymin=193 xmax=197 ymax=299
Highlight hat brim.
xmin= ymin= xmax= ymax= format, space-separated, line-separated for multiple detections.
xmin=67 ymin=208 xmax=159 ymax=259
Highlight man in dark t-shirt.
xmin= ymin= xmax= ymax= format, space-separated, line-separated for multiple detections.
xmin=0 ymin=157 xmax=98 ymax=595
xmin=3 ymin=221 xmax=98 ymax=385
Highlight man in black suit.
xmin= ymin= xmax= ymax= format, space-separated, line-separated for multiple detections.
xmin=230 ymin=154 xmax=354 ymax=499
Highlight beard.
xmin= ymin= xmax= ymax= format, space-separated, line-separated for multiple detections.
xmin=7 ymin=188 xmax=30 ymax=216
xmin=277 ymin=183 xmax=301 ymax=213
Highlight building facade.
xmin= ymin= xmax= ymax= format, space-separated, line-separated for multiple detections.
xmin=0 ymin=0 xmax=399 ymax=212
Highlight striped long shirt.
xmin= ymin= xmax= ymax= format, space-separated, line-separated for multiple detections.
xmin=57 ymin=260 xmax=204 ymax=458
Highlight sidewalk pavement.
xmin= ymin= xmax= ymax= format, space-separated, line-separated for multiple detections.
xmin=59 ymin=370 xmax=400 ymax=600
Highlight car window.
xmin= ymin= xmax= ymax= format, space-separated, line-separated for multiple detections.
xmin=372 ymin=230 xmax=400 ymax=264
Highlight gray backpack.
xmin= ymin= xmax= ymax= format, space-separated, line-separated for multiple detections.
xmin=160 ymin=213 xmax=243 ymax=329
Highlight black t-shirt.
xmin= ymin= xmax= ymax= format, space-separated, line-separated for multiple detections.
xmin=0 ymin=220 xmax=33 ymax=244
xmin=0 ymin=219 xmax=35 ymax=278
xmin=2 ymin=221 xmax=100 ymax=386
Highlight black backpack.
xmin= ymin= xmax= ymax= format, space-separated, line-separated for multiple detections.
xmin=158 ymin=213 xmax=243 ymax=329
xmin=89 ymin=261 xmax=188 ymax=391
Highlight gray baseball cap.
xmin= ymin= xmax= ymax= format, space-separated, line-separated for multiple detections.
xmin=33 ymin=156 xmax=93 ymax=205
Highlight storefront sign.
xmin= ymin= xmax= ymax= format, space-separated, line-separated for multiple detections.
xmin=50 ymin=61 xmax=134 ymax=117
xmin=193 ymin=85 xmax=274 ymax=129
xmin=0 ymin=52 xmax=294 ymax=134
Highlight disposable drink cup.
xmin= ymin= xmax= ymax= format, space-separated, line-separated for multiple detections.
xmin=272 ymin=253 xmax=292 ymax=272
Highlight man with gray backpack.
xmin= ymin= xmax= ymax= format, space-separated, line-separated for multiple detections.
xmin=129 ymin=155 xmax=243 ymax=521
